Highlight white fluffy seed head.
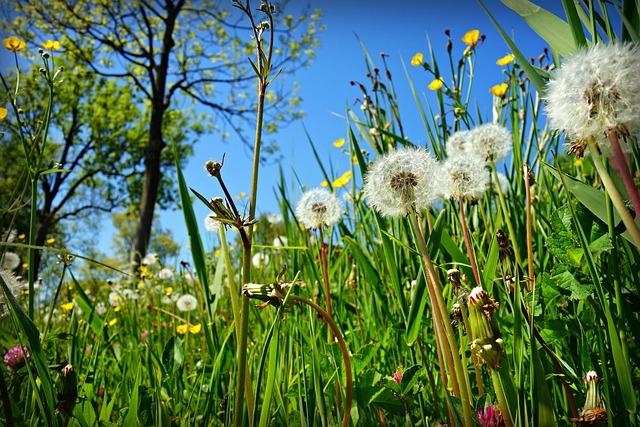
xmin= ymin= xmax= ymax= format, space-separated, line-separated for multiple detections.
xmin=176 ymin=294 xmax=198 ymax=312
xmin=295 ymin=188 xmax=344 ymax=229
xmin=440 ymin=152 xmax=490 ymax=200
xmin=445 ymin=130 xmax=471 ymax=157
xmin=252 ymin=252 xmax=270 ymax=268
xmin=546 ymin=43 xmax=640 ymax=149
xmin=0 ymin=269 xmax=26 ymax=318
xmin=466 ymin=124 xmax=512 ymax=162
xmin=493 ymin=172 xmax=509 ymax=194
xmin=158 ymin=268 xmax=174 ymax=280
xmin=363 ymin=147 xmax=439 ymax=217
xmin=204 ymin=214 xmax=220 ymax=232
xmin=1 ymin=252 xmax=20 ymax=271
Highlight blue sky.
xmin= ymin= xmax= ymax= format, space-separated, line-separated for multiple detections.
xmin=142 ymin=0 xmax=564 ymax=262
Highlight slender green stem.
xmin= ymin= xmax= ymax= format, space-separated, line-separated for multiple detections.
xmin=589 ymin=141 xmax=640 ymax=248
xmin=523 ymin=165 xmax=535 ymax=292
xmin=27 ymin=177 xmax=38 ymax=319
xmin=490 ymin=369 xmax=513 ymax=427
xmin=492 ymin=166 xmax=523 ymax=266
xmin=289 ymin=295 xmax=352 ymax=427
xmin=608 ymin=130 xmax=640 ymax=219
xmin=458 ymin=200 xmax=481 ymax=286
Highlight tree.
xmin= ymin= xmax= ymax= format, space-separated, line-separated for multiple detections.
xmin=0 ymin=55 xmax=197 ymax=277
xmin=9 ymin=0 xmax=321 ymax=267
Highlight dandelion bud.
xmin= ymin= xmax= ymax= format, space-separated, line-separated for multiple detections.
xmin=42 ymin=52 xmax=50 ymax=59
xmin=447 ymin=268 xmax=461 ymax=287
xmin=57 ymin=364 xmax=78 ymax=416
xmin=39 ymin=67 xmax=46 ymax=74
xmin=467 ymin=286 xmax=503 ymax=369
xmin=204 ymin=160 xmax=222 ymax=176
xmin=38 ymin=48 xmax=44 ymax=55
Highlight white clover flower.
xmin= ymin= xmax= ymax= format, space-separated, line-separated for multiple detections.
xmin=0 ymin=269 xmax=26 ymax=318
xmin=176 ymin=294 xmax=198 ymax=312
xmin=440 ymin=152 xmax=490 ymax=200
xmin=295 ymin=188 xmax=343 ymax=229
xmin=252 ymin=252 xmax=270 ymax=269
xmin=158 ymin=268 xmax=174 ymax=280
xmin=272 ymin=236 xmax=288 ymax=248
xmin=546 ymin=43 xmax=640 ymax=153
xmin=108 ymin=291 xmax=121 ymax=307
xmin=1 ymin=252 xmax=20 ymax=271
xmin=95 ymin=302 xmax=107 ymax=316
xmin=204 ymin=214 xmax=220 ymax=232
xmin=363 ymin=147 xmax=439 ymax=217
xmin=142 ymin=253 xmax=159 ymax=266
xmin=466 ymin=124 xmax=512 ymax=162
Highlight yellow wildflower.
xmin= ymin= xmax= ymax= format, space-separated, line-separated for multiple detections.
xmin=462 ymin=29 xmax=481 ymax=47
xmin=18 ymin=233 xmax=25 ymax=240
xmin=46 ymin=237 xmax=55 ymax=244
xmin=214 ymin=249 xmax=221 ymax=258
xmin=490 ymin=83 xmax=509 ymax=97
xmin=428 ymin=77 xmax=444 ymax=91
xmin=410 ymin=52 xmax=424 ymax=67
xmin=22 ymin=263 xmax=28 ymax=270
xmin=351 ymin=155 xmax=358 ymax=164
xmin=3 ymin=36 xmax=26 ymax=52
xmin=114 ymin=305 xmax=122 ymax=312
xmin=42 ymin=40 xmax=61 ymax=51
xmin=176 ymin=324 xmax=189 ymax=335
xmin=61 ymin=302 xmax=75 ymax=312
xmin=496 ymin=54 xmax=515 ymax=66
xmin=332 ymin=170 xmax=352 ymax=188
xmin=320 ymin=180 xmax=329 ymax=187
xmin=108 ymin=318 xmax=118 ymax=327
xmin=0 ymin=107 xmax=7 ymax=121
xmin=574 ymin=158 xmax=583 ymax=168
xmin=189 ymin=324 xmax=202 ymax=334
xmin=332 ymin=138 xmax=345 ymax=148
xmin=164 ymin=287 xmax=173 ymax=294
xmin=137 ymin=280 xmax=146 ymax=290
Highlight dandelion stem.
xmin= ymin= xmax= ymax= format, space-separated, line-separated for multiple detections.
xmin=589 ymin=141 xmax=640 ymax=248
xmin=492 ymin=166 xmax=523 ymax=266
xmin=607 ymin=130 xmax=640 ymax=220
xmin=289 ymin=295 xmax=352 ymax=427
xmin=458 ymin=200 xmax=481 ymax=286
xmin=523 ymin=165 xmax=535 ymax=292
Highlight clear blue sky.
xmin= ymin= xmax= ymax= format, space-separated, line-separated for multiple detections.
xmin=136 ymin=0 xmax=564 ymax=263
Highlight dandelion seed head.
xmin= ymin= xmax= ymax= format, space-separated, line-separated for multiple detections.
xmin=295 ymin=188 xmax=343 ymax=229
xmin=252 ymin=252 xmax=270 ymax=268
xmin=363 ymin=147 xmax=439 ymax=217
xmin=158 ymin=268 xmax=174 ymax=280
xmin=108 ymin=291 xmax=121 ymax=307
xmin=0 ymin=270 xmax=26 ymax=318
xmin=142 ymin=253 xmax=159 ymax=266
xmin=272 ymin=236 xmax=288 ymax=248
xmin=95 ymin=302 xmax=107 ymax=316
xmin=176 ymin=294 xmax=198 ymax=312
xmin=441 ymin=153 xmax=490 ymax=200
xmin=1 ymin=252 xmax=20 ymax=271
xmin=204 ymin=214 xmax=220 ymax=232
xmin=466 ymin=124 xmax=512 ymax=162
xmin=546 ymin=43 xmax=640 ymax=150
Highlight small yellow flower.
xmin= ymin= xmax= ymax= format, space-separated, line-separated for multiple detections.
xmin=3 ymin=36 xmax=26 ymax=52
xmin=490 ymin=82 xmax=509 ymax=97
xmin=0 ymin=107 xmax=7 ymax=121
xmin=164 ymin=287 xmax=173 ymax=294
xmin=332 ymin=170 xmax=352 ymax=188
xmin=410 ymin=52 xmax=424 ymax=67
xmin=61 ymin=302 xmax=75 ymax=312
xmin=108 ymin=318 xmax=118 ymax=327
xmin=46 ymin=237 xmax=55 ymax=244
xmin=114 ymin=305 xmax=122 ymax=312
xmin=496 ymin=53 xmax=515 ymax=66
xmin=22 ymin=263 xmax=28 ymax=270
xmin=18 ymin=233 xmax=26 ymax=240
xmin=320 ymin=180 xmax=329 ymax=187
xmin=351 ymin=155 xmax=358 ymax=164
xmin=574 ymin=158 xmax=583 ymax=168
xmin=462 ymin=29 xmax=481 ymax=47
xmin=137 ymin=280 xmax=146 ymax=290
xmin=428 ymin=77 xmax=444 ymax=91
xmin=176 ymin=324 xmax=189 ymax=334
xmin=42 ymin=40 xmax=61 ymax=51
xmin=214 ymin=249 xmax=221 ymax=258
xmin=332 ymin=138 xmax=345 ymax=148
xmin=189 ymin=323 xmax=202 ymax=334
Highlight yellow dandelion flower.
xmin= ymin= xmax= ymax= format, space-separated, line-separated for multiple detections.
xmin=164 ymin=287 xmax=173 ymax=294
xmin=18 ymin=233 xmax=26 ymax=240
xmin=496 ymin=53 xmax=515 ymax=66
xmin=351 ymin=155 xmax=358 ymax=164
xmin=490 ymin=82 xmax=509 ymax=97
xmin=320 ymin=180 xmax=329 ymax=187
xmin=0 ymin=107 xmax=7 ymax=121
xmin=42 ymin=40 xmax=61 ymax=51
xmin=410 ymin=52 xmax=424 ymax=67
xmin=22 ymin=263 xmax=28 ymax=269
xmin=108 ymin=318 xmax=118 ymax=327
xmin=176 ymin=324 xmax=189 ymax=334
xmin=114 ymin=305 xmax=122 ymax=312
xmin=46 ymin=237 xmax=55 ymax=244
xmin=3 ymin=36 xmax=26 ymax=52
xmin=428 ymin=77 xmax=444 ymax=91
xmin=214 ymin=249 xmax=221 ymax=258
xmin=332 ymin=138 xmax=345 ymax=148
xmin=137 ymin=280 xmax=146 ymax=290
xmin=462 ymin=29 xmax=480 ymax=47
xmin=61 ymin=302 xmax=75 ymax=312
xmin=574 ymin=158 xmax=583 ymax=168
xmin=332 ymin=170 xmax=352 ymax=188
xmin=189 ymin=324 xmax=202 ymax=334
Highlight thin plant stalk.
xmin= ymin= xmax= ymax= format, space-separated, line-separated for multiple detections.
xmin=458 ymin=200 xmax=481 ymax=286
xmin=288 ymin=295 xmax=352 ymax=427
xmin=491 ymin=166 xmax=523 ymax=266
xmin=589 ymin=141 xmax=640 ymax=248
xmin=607 ymin=129 xmax=640 ymax=219
xmin=523 ymin=165 xmax=535 ymax=292
xmin=318 ymin=227 xmax=334 ymax=340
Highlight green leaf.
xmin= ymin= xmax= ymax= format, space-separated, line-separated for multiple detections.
xmin=482 ymin=234 xmax=500 ymax=290
xmin=123 ymin=368 xmax=141 ymax=426
xmin=561 ymin=0 xmax=588 ymax=47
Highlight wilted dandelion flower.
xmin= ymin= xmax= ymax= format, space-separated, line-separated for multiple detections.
xmin=158 ymin=268 xmax=174 ymax=280
xmin=176 ymin=294 xmax=198 ymax=312
xmin=295 ymin=188 xmax=343 ymax=229
xmin=4 ymin=344 xmax=29 ymax=370
xmin=204 ymin=214 xmax=220 ymax=232
xmin=1 ymin=252 xmax=20 ymax=271
xmin=546 ymin=43 xmax=640 ymax=155
xmin=441 ymin=153 xmax=490 ymax=200
xmin=466 ymin=123 xmax=512 ymax=162
xmin=252 ymin=252 xmax=270 ymax=268
xmin=363 ymin=147 xmax=439 ymax=217
xmin=0 ymin=270 xmax=27 ymax=317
